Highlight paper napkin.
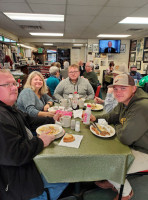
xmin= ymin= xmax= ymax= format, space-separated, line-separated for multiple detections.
xmin=58 ymin=134 xmax=83 ymax=148
xmin=73 ymin=109 xmax=83 ymax=119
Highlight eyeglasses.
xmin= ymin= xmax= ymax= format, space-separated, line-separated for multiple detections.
xmin=0 ymin=82 xmax=18 ymax=88
xmin=69 ymin=71 xmax=79 ymax=74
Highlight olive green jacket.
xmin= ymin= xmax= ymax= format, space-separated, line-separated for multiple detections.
xmin=96 ymin=88 xmax=148 ymax=154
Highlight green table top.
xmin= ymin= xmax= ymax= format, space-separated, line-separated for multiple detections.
xmin=34 ymin=110 xmax=134 ymax=185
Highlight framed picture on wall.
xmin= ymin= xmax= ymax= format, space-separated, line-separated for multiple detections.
xmin=130 ymin=52 xmax=136 ymax=62
xmin=143 ymin=51 xmax=148 ymax=63
xmin=130 ymin=40 xmax=137 ymax=51
xmin=120 ymin=44 xmax=126 ymax=53
xmin=144 ymin=37 xmax=148 ymax=49
xmin=136 ymin=61 xmax=141 ymax=70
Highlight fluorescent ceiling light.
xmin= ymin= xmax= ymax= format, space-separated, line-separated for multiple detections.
xmin=30 ymin=33 xmax=63 ymax=36
xmin=43 ymin=43 xmax=53 ymax=46
xmin=97 ymin=34 xmax=130 ymax=38
xmin=4 ymin=12 xmax=64 ymax=22
xmin=119 ymin=17 xmax=148 ymax=24
xmin=73 ymin=44 xmax=83 ymax=46
xmin=18 ymin=43 xmax=32 ymax=49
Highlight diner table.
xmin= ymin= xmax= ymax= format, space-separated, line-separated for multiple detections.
xmin=34 ymin=108 xmax=134 ymax=190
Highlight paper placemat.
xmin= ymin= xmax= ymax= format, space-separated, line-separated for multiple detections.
xmin=58 ymin=134 xmax=83 ymax=148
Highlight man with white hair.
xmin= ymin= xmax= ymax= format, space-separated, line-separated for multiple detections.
xmin=83 ymin=62 xmax=99 ymax=93
xmin=46 ymin=66 xmax=60 ymax=96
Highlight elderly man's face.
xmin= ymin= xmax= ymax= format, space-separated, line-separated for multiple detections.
xmin=68 ymin=67 xmax=80 ymax=81
xmin=108 ymin=41 xmax=112 ymax=47
xmin=0 ymin=73 xmax=18 ymax=106
xmin=85 ymin=64 xmax=92 ymax=73
xmin=131 ymin=67 xmax=137 ymax=72
xmin=113 ymin=85 xmax=136 ymax=105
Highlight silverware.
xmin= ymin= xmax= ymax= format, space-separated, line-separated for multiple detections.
xmin=90 ymin=121 xmax=103 ymax=134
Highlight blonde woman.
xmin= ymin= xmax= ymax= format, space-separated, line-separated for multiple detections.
xmin=17 ymin=71 xmax=55 ymax=117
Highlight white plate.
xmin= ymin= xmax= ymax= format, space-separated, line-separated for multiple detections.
xmin=36 ymin=124 xmax=63 ymax=136
xmin=55 ymin=129 xmax=65 ymax=139
xmin=84 ymin=103 xmax=104 ymax=111
xmin=90 ymin=124 xmax=115 ymax=138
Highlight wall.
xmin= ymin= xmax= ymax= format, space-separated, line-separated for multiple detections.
xmin=87 ymin=39 xmax=130 ymax=84
xmin=129 ymin=38 xmax=148 ymax=75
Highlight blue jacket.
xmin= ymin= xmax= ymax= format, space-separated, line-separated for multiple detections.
xmin=130 ymin=72 xmax=142 ymax=80
xmin=46 ymin=75 xmax=60 ymax=96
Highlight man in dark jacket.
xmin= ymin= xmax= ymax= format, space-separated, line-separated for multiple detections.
xmin=0 ymin=69 xmax=68 ymax=200
xmin=91 ymin=74 xmax=148 ymax=200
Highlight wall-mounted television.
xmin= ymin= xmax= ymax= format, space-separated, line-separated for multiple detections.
xmin=99 ymin=40 xmax=121 ymax=53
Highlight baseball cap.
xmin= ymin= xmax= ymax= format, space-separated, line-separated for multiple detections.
xmin=108 ymin=73 xmax=135 ymax=87
xmin=130 ymin=65 xmax=137 ymax=69
xmin=112 ymin=63 xmax=128 ymax=75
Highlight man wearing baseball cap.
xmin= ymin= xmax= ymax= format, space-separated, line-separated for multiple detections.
xmin=94 ymin=64 xmax=128 ymax=113
xmin=130 ymin=65 xmax=142 ymax=81
xmin=91 ymin=73 xmax=148 ymax=200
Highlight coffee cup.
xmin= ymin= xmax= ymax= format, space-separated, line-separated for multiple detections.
xmin=60 ymin=115 xmax=71 ymax=128
xmin=60 ymin=99 xmax=68 ymax=107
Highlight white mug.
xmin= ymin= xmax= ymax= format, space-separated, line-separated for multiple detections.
xmin=60 ymin=99 xmax=68 ymax=107
xmin=60 ymin=115 xmax=71 ymax=128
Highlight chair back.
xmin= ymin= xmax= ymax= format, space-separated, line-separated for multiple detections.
xmin=95 ymin=85 xmax=101 ymax=97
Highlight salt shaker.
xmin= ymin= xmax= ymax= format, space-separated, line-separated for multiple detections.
xmin=75 ymin=121 xmax=80 ymax=132
xmin=71 ymin=119 xmax=75 ymax=130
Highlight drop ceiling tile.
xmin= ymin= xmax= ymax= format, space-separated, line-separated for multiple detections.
xmin=0 ymin=0 xmax=25 ymax=2
xmin=0 ymin=2 xmax=31 ymax=12
xmin=107 ymin=0 xmax=148 ymax=8
xmin=66 ymin=15 xmax=94 ymax=24
xmin=129 ymin=4 xmax=148 ymax=17
xmin=99 ymin=6 xmax=137 ymax=17
xmin=15 ymin=21 xmax=40 ymax=26
xmin=29 ymin=4 xmax=65 ymax=14
xmin=68 ymin=0 xmax=107 ymax=6
xmin=40 ymin=22 xmax=64 ymax=32
xmin=67 ymin=5 xmax=102 ymax=15
xmin=28 ymin=0 xmax=66 ymax=4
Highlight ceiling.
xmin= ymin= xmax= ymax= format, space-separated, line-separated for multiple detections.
xmin=1 ymin=0 xmax=148 ymax=47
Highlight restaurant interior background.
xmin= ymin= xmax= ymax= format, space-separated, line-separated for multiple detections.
xmin=0 ymin=0 xmax=148 ymax=85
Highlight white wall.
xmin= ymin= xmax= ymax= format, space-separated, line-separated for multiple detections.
xmin=87 ymin=39 xmax=130 ymax=84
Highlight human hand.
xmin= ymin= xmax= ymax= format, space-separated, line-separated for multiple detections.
xmin=94 ymin=97 xmax=104 ymax=104
xmin=107 ymin=88 xmax=113 ymax=93
xmin=90 ymin=114 xmax=96 ymax=122
xmin=47 ymin=111 xmax=56 ymax=117
xmin=53 ymin=112 xmax=63 ymax=121
xmin=44 ymin=104 xmax=50 ymax=111
xmin=39 ymin=134 xmax=55 ymax=147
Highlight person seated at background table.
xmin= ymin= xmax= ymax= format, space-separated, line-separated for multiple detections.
xmin=60 ymin=60 xmax=69 ymax=79
xmin=79 ymin=60 xmax=86 ymax=76
xmin=130 ymin=65 xmax=142 ymax=81
xmin=17 ymin=71 xmax=56 ymax=118
xmin=105 ymin=61 xmax=114 ymax=75
xmin=95 ymin=63 xmax=128 ymax=113
xmin=83 ymin=62 xmax=99 ymax=93
xmin=46 ymin=66 xmax=60 ymax=96
xmin=53 ymin=64 xmax=94 ymax=101
xmin=91 ymin=73 xmax=148 ymax=200
xmin=0 ymin=69 xmax=68 ymax=200
xmin=4 ymin=55 xmax=13 ymax=68
xmin=104 ymin=41 xmax=116 ymax=53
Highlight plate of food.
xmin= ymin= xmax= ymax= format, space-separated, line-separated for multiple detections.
xmin=90 ymin=123 xmax=115 ymax=138
xmin=36 ymin=124 xmax=63 ymax=137
xmin=84 ymin=103 xmax=104 ymax=111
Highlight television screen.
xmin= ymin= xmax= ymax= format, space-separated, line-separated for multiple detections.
xmin=47 ymin=49 xmax=57 ymax=53
xmin=99 ymin=40 xmax=121 ymax=53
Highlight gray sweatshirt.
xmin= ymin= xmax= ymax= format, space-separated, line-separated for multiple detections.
xmin=53 ymin=77 xmax=94 ymax=100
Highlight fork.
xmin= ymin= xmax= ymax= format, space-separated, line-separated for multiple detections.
xmin=90 ymin=121 xmax=103 ymax=134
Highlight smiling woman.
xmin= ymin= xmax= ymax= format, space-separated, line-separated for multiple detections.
xmin=17 ymin=71 xmax=55 ymax=118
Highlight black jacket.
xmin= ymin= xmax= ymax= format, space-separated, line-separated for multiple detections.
xmin=0 ymin=101 xmax=55 ymax=200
